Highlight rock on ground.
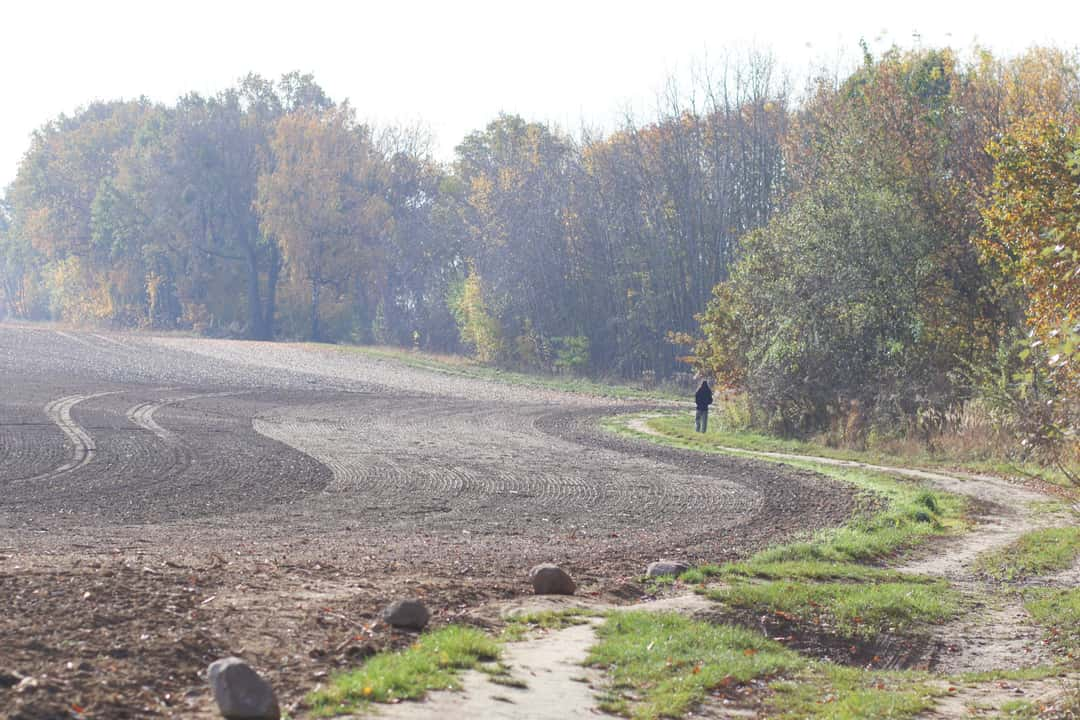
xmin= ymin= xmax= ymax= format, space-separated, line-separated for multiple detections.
xmin=530 ymin=564 xmax=576 ymax=595
xmin=646 ymin=560 xmax=690 ymax=578
xmin=207 ymin=657 xmax=280 ymax=720
xmin=383 ymin=598 xmax=430 ymax=630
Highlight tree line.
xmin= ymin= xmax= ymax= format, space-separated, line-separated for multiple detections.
xmin=0 ymin=60 xmax=787 ymax=376
xmin=680 ymin=46 xmax=1078 ymax=472
xmin=0 ymin=49 xmax=1076 ymax=468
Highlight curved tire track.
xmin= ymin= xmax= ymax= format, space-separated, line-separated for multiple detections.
xmin=18 ymin=392 xmax=119 ymax=483
xmin=126 ymin=391 xmax=239 ymax=445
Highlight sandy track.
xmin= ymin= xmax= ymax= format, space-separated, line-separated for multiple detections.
xmin=0 ymin=324 xmax=857 ymax=718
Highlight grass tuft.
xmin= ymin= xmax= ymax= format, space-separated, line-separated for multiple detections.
xmin=720 ymin=560 xmax=923 ymax=583
xmin=587 ymin=611 xmax=805 ymax=720
xmin=1024 ymin=587 xmax=1080 ymax=657
xmin=677 ymin=564 xmax=725 ymax=584
xmin=306 ymin=625 xmax=500 ymax=715
xmin=710 ymin=578 xmax=961 ymax=637
xmin=501 ymin=608 xmax=600 ymax=641
xmin=975 ymin=526 xmax=1080 ymax=581
xmin=768 ymin=665 xmax=941 ymax=719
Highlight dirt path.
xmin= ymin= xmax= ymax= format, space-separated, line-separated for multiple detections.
xmin=622 ymin=414 xmax=1080 ymax=717
xmin=370 ymin=622 xmax=604 ymax=720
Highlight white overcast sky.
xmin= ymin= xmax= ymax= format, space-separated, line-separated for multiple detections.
xmin=2 ymin=0 xmax=1079 ymax=190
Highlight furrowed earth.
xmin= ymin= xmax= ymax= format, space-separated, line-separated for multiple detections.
xmin=0 ymin=323 xmax=857 ymax=719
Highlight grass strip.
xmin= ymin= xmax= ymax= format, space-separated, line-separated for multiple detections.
xmin=716 ymin=560 xmax=928 ymax=583
xmin=955 ymin=665 xmax=1070 ymax=684
xmin=647 ymin=412 xmax=1077 ymax=490
xmin=768 ymin=665 xmax=941 ymax=719
xmin=501 ymin=608 xmax=600 ymax=641
xmin=586 ymin=611 xmax=805 ymax=719
xmin=709 ymin=578 xmax=962 ymax=637
xmin=606 ymin=414 xmax=967 ymax=568
xmin=588 ymin=611 xmax=942 ymax=720
xmin=975 ymin=526 xmax=1080 ymax=581
xmin=326 ymin=343 xmax=681 ymax=400
xmin=1024 ymin=587 xmax=1080 ymax=658
xmin=307 ymin=625 xmax=500 ymax=715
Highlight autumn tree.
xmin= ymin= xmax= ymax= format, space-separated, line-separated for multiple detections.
xmin=0 ymin=201 xmax=20 ymax=318
xmin=454 ymin=114 xmax=578 ymax=367
xmin=576 ymin=54 xmax=789 ymax=375
xmin=687 ymin=46 xmax=1080 ymax=436
xmin=982 ymin=116 xmax=1080 ymax=347
xmin=373 ymin=127 xmax=463 ymax=349
xmin=978 ymin=116 xmax=1079 ymax=474
xmin=258 ymin=105 xmax=390 ymax=340
xmin=7 ymin=100 xmax=155 ymax=323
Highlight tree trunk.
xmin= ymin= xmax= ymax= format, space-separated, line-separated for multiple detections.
xmin=310 ymin=281 xmax=321 ymax=341
xmin=245 ymin=247 xmax=265 ymax=340
xmin=263 ymin=243 xmax=280 ymax=340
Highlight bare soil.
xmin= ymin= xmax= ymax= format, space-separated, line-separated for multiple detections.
xmin=0 ymin=324 xmax=856 ymax=719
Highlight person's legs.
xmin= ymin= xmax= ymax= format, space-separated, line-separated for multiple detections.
xmin=695 ymin=408 xmax=704 ymax=432
xmin=701 ymin=408 xmax=708 ymax=433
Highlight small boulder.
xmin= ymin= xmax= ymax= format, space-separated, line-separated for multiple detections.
xmin=529 ymin=564 xmax=576 ymax=595
xmin=207 ymin=657 xmax=280 ymax=720
xmin=382 ymin=599 xmax=430 ymax=630
xmin=646 ymin=560 xmax=691 ymax=578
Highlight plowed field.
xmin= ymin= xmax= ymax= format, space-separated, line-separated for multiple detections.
xmin=0 ymin=324 xmax=855 ymax=718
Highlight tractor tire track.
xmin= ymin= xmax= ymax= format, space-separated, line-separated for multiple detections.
xmin=15 ymin=392 xmax=119 ymax=483
xmin=126 ymin=391 xmax=239 ymax=445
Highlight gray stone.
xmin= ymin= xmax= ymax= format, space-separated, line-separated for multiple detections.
xmin=646 ymin=560 xmax=691 ymax=578
xmin=382 ymin=599 xmax=430 ymax=630
xmin=529 ymin=564 xmax=576 ymax=595
xmin=207 ymin=657 xmax=280 ymax=720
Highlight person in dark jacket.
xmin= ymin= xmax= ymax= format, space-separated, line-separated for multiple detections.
xmin=694 ymin=380 xmax=713 ymax=433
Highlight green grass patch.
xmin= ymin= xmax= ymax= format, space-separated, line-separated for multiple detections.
xmin=1025 ymin=499 xmax=1077 ymax=516
xmin=588 ymin=610 xmax=944 ymax=720
xmin=501 ymin=608 xmax=601 ymax=641
xmin=975 ymin=526 xmax=1080 ymax=581
xmin=642 ymin=411 xmax=1078 ymax=491
xmin=997 ymin=698 xmax=1041 ymax=718
xmin=768 ymin=665 xmax=941 ymax=719
xmin=644 ymin=574 xmax=677 ymax=592
xmin=487 ymin=674 xmax=528 ymax=689
xmin=741 ymin=466 xmax=962 ymax=567
xmin=720 ymin=560 xmax=922 ymax=583
xmin=677 ymin=564 xmax=726 ymax=584
xmin=608 ymin=412 xmax=967 ymax=568
xmin=709 ymin=578 xmax=961 ymax=637
xmin=587 ymin=611 xmax=805 ymax=720
xmin=326 ymin=343 xmax=681 ymax=400
xmin=1024 ymin=587 xmax=1080 ymax=657
xmin=306 ymin=625 xmax=500 ymax=715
